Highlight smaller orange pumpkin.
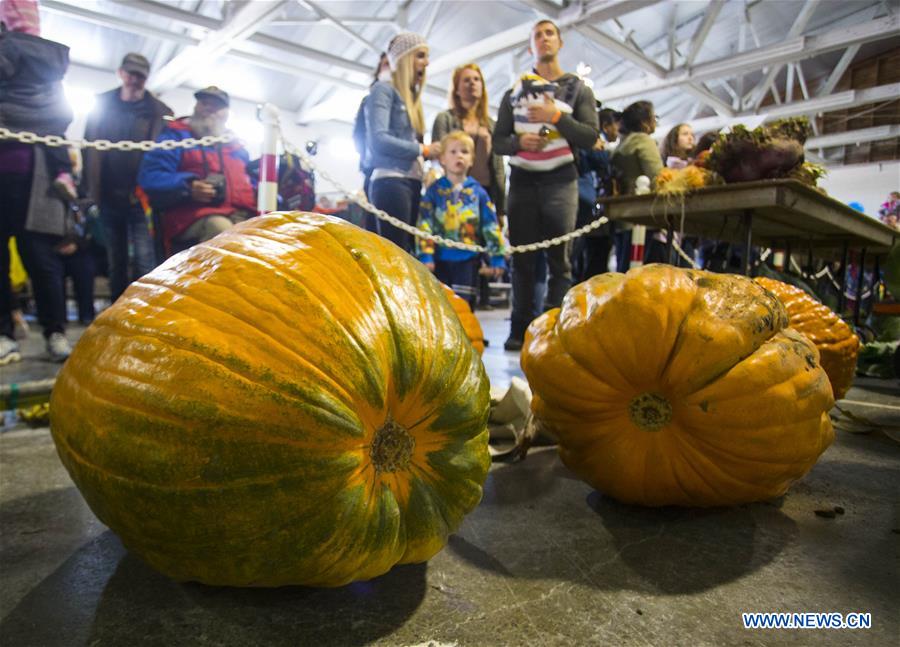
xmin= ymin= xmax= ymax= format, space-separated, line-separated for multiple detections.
xmin=755 ymin=277 xmax=859 ymax=399
xmin=442 ymin=285 xmax=485 ymax=355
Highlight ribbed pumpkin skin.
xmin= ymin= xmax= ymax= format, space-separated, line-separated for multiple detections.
xmin=754 ymin=277 xmax=859 ymax=400
xmin=50 ymin=212 xmax=491 ymax=587
xmin=521 ymin=264 xmax=835 ymax=507
xmin=441 ymin=285 xmax=485 ymax=355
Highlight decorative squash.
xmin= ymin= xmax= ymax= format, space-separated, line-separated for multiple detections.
xmin=521 ymin=264 xmax=834 ymax=507
xmin=441 ymin=284 xmax=485 ymax=355
xmin=50 ymin=212 xmax=491 ymax=587
xmin=754 ymin=277 xmax=859 ymax=400
xmin=654 ymin=165 xmax=709 ymax=196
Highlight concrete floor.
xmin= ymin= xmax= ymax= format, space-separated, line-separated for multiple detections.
xmin=1 ymin=308 xmax=899 ymax=646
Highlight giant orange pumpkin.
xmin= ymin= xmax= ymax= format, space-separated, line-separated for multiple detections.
xmin=441 ymin=284 xmax=485 ymax=355
xmin=521 ymin=264 xmax=834 ymax=507
xmin=754 ymin=277 xmax=859 ymax=400
xmin=50 ymin=212 xmax=491 ymax=587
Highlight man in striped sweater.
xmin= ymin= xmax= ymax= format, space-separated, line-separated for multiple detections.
xmin=493 ymin=19 xmax=599 ymax=351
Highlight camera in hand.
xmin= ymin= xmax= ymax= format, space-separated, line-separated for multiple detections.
xmin=205 ymin=173 xmax=227 ymax=206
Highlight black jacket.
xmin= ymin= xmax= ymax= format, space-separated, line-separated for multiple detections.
xmin=0 ymin=31 xmax=72 ymax=136
xmin=82 ymin=88 xmax=173 ymax=206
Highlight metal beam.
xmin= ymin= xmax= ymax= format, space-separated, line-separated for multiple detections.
xmin=429 ymin=0 xmax=664 ymax=74
xmin=684 ymin=0 xmax=725 ymax=67
xmin=820 ymin=44 xmax=861 ymax=96
xmin=296 ymin=0 xmax=381 ymax=55
xmin=108 ymin=0 xmax=220 ymax=30
xmin=667 ymin=3 xmax=678 ymax=70
xmin=749 ymin=0 xmax=822 ymax=109
xmin=683 ymin=83 xmax=734 ymax=117
xmin=41 ymin=0 xmax=197 ymax=45
xmin=807 ymin=124 xmax=900 ymax=150
xmin=595 ymin=14 xmax=899 ymax=102
xmin=151 ymin=1 xmax=289 ymax=93
xmin=421 ymin=0 xmax=442 ymax=39
xmin=683 ymin=83 xmax=900 ymax=135
xmin=270 ymin=17 xmax=399 ymax=26
xmin=575 ymin=25 xmax=667 ymax=78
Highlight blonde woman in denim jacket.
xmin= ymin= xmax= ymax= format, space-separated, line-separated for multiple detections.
xmin=365 ymin=32 xmax=440 ymax=253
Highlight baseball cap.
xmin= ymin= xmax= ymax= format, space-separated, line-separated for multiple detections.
xmin=120 ymin=52 xmax=150 ymax=77
xmin=193 ymin=86 xmax=230 ymax=108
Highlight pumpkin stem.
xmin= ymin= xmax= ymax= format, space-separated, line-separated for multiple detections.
xmin=370 ymin=417 xmax=415 ymax=473
xmin=629 ymin=393 xmax=672 ymax=432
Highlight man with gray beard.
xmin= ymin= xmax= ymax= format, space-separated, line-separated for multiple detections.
xmin=138 ymin=86 xmax=256 ymax=257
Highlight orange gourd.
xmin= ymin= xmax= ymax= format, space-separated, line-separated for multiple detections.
xmin=50 ymin=212 xmax=491 ymax=587
xmin=755 ymin=277 xmax=859 ymax=399
xmin=441 ymin=284 xmax=485 ymax=355
xmin=521 ymin=264 xmax=835 ymax=507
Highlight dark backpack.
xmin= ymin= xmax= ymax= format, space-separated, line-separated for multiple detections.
xmin=352 ymin=97 xmax=369 ymax=174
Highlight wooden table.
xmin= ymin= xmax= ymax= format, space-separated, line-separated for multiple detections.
xmin=596 ymin=179 xmax=898 ymax=321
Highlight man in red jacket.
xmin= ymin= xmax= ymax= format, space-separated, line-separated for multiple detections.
xmin=138 ymin=86 xmax=256 ymax=257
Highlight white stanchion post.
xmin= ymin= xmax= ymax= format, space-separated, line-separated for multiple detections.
xmin=257 ymin=103 xmax=279 ymax=215
xmin=630 ymin=225 xmax=646 ymax=268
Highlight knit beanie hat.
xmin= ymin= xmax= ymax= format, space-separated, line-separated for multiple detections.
xmin=0 ymin=0 xmax=40 ymax=36
xmin=386 ymin=32 xmax=427 ymax=71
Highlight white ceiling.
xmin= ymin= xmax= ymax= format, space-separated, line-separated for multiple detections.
xmin=36 ymin=0 xmax=900 ymax=166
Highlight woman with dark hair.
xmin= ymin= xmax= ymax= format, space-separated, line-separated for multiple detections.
xmin=660 ymin=122 xmax=695 ymax=168
xmin=610 ymin=100 xmax=663 ymax=270
xmin=365 ymin=32 xmax=441 ymax=253
xmin=693 ymin=130 xmax=718 ymax=157
xmin=432 ymin=63 xmax=506 ymax=217
xmin=611 ymin=101 xmax=663 ymax=193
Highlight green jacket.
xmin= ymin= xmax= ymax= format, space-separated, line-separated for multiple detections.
xmin=611 ymin=132 xmax=663 ymax=195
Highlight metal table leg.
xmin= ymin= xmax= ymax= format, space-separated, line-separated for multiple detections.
xmin=837 ymin=242 xmax=849 ymax=314
xmin=665 ymin=216 xmax=675 ymax=266
xmin=853 ymin=247 xmax=867 ymax=327
xmin=741 ymin=209 xmax=753 ymax=276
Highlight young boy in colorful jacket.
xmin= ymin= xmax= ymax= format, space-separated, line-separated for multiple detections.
xmin=417 ymin=130 xmax=506 ymax=308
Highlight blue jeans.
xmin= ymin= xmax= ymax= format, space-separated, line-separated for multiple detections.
xmin=100 ymin=203 xmax=156 ymax=302
xmin=370 ymin=177 xmax=421 ymax=253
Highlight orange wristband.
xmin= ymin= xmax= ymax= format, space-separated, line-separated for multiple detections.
xmin=550 ymin=110 xmax=562 ymax=125
xmin=422 ymin=144 xmax=429 ymax=157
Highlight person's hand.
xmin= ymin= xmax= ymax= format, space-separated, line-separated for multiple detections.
xmin=491 ymin=266 xmax=505 ymax=279
xmin=56 ymin=242 xmax=77 ymax=256
xmin=425 ymin=142 xmax=442 ymax=159
xmin=424 ymin=261 xmax=435 ymax=272
xmin=518 ymin=133 xmax=546 ymax=152
xmin=527 ymin=94 xmax=559 ymax=123
xmin=592 ymin=137 xmax=605 ymax=151
xmin=191 ymin=180 xmax=216 ymax=203
xmin=477 ymin=126 xmax=491 ymax=140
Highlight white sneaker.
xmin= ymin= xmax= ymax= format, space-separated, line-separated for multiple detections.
xmin=0 ymin=336 xmax=21 ymax=365
xmin=46 ymin=332 xmax=72 ymax=362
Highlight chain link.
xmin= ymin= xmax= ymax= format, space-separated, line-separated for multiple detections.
xmin=1 ymin=124 xmax=699 ymax=261
xmin=0 ymin=126 xmax=232 ymax=151
xmin=281 ymin=132 xmax=610 ymax=255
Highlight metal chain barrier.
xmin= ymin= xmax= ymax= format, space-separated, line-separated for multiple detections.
xmin=281 ymin=131 xmax=609 ymax=255
xmin=0 ymin=126 xmax=232 ymax=151
xmin=0 ymin=124 xmax=699 ymax=263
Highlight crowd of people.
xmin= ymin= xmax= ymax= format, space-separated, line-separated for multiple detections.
xmin=2 ymin=1 xmax=894 ymax=367
xmin=353 ymin=20 xmax=721 ymax=350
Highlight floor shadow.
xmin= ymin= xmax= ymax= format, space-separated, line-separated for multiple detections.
xmin=446 ymin=534 xmax=513 ymax=578
xmin=1 ymin=530 xmax=427 ymax=647
xmin=479 ymin=447 xmax=571 ymax=507
xmin=585 ymin=492 xmax=798 ymax=595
